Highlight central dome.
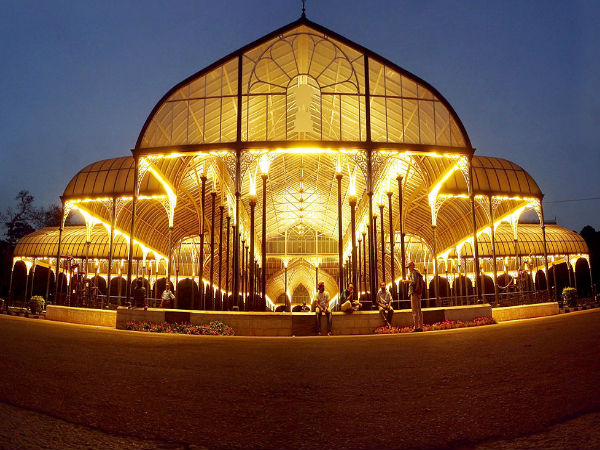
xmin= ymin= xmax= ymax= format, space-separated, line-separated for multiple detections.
xmin=136 ymin=16 xmax=470 ymax=151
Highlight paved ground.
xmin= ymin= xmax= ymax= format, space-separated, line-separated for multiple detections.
xmin=0 ymin=311 xmax=599 ymax=449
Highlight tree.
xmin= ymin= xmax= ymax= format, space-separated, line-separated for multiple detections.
xmin=1 ymin=190 xmax=35 ymax=247
xmin=580 ymin=225 xmax=599 ymax=289
xmin=0 ymin=190 xmax=63 ymax=298
xmin=32 ymin=203 xmax=62 ymax=229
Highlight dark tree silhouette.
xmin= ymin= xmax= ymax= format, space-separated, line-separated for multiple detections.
xmin=0 ymin=190 xmax=62 ymax=298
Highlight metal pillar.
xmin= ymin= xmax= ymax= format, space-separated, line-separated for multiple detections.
xmin=539 ymin=201 xmax=551 ymax=298
xmin=379 ymin=203 xmax=386 ymax=285
xmin=261 ymin=173 xmax=267 ymax=306
xmin=54 ymin=202 xmax=65 ymax=305
xmin=362 ymin=230 xmax=368 ymax=299
xmin=167 ymin=227 xmax=173 ymax=286
xmin=107 ymin=199 xmax=116 ymax=305
xmin=226 ymin=215 xmax=231 ymax=298
xmin=373 ymin=213 xmax=379 ymax=289
xmin=468 ymin=157 xmax=481 ymax=300
xmin=209 ymin=191 xmax=216 ymax=309
xmin=244 ymin=243 xmax=249 ymax=308
xmin=366 ymin=154 xmax=376 ymax=305
xmin=249 ymin=194 xmax=256 ymax=310
xmin=218 ymin=205 xmax=224 ymax=309
xmin=315 ymin=263 xmax=319 ymax=292
xmin=199 ymin=174 xmax=207 ymax=309
xmin=349 ymin=195 xmax=357 ymax=289
xmin=126 ymin=157 xmax=139 ymax=305
xmin=387 ymin=191 xmax=395 ymax=297
xmin=357 ymin=237 xmax=362 ymax=294
xmin=551 ymin=258 xmax=558 ymax=302
xmin=488 ymin=196 xmax=499 ymax=305
xmin=397 ymin=175 xmax=406 ymax=298
xmin=284 ymin=265 xmax=288 ymax=311
xmin=45 ymin=261 xmax=51 ymax=303
xmin=432 ymin=225 xmax=439 ymax=306
xmin=336 ymin=172 xmax=344 ymax=294
xmin=241 ymin=238 xmax=246 ymax=309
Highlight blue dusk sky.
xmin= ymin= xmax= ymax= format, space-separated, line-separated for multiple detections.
xmin=0 ymin=0 xmax=598 ymax=232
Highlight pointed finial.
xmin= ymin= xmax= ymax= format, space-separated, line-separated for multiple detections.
xmin=301 ymin=0 xmax=306 ymax=18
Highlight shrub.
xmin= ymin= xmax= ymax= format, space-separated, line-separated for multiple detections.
xmin=374 ymin=316 xmax=496 ymax=334
xmin=29 ymin=296 xmax=45 ymax=314
xmin=562 ymin=287 xmax=577 ymax=308
xmin=125 ymin=320 xmax=234 ymax=336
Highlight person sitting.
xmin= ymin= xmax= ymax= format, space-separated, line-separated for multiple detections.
xmin=315 ymin=281 xmax=332 ymax=336
xmin=340 ymin=283 xmax=362 ymax=313
xmin=299 ymin=300 xmax=310 ymax=312
xmin=376 ymin=282 xmax=394 ymax=328
xmin=160 ymin=282 xmax=176 ymax=308
xmin=133 ymin=279 xmax=147 ymax=310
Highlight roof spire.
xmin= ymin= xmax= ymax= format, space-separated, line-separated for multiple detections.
xmin=301 ymin=0 xmax=306 ymax=18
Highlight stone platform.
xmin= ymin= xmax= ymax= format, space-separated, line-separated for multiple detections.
xmin=45 ymin=302 xmax=559 ymax=336
xmin=113 ymin=304 xmax=493 ymax=336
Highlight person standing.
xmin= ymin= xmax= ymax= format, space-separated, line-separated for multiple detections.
xmin=376 ymin=282 xmax=393 ymax=327
xmin=315 ymin=281 xmax=332 ymax=335
xmin=407 ymin=261 xmax=424 ymax=332
xmin=133 ymin=279 xmax=147 ymax=310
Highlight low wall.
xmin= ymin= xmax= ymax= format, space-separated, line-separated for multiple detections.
xmin=116 ymin=308 xmax=292 ymax=336
xmin=492 ymin=302 xmax=559 ymax=322
xmin=46 ymin=305 xmax=117 ymax=328
xmin=116 ymin=304 xmax=493 ymax=336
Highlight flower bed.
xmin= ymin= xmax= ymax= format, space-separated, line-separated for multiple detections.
xmin=125 ymin=320 xmax=234 ymax=336
xmin=374 ymin=316 xmax=496 ymax=334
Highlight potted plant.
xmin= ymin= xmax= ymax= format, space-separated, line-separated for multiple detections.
xmin=29 ymin=296 xmax=45 ymax=315
xmin=562 ymin=287 xmax=577 ymax=308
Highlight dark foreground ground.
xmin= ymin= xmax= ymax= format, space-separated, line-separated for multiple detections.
xmin=0 ymin=310 xmax=599 ymax=450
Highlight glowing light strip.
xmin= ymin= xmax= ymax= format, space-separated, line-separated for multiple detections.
xmin=146 ymin=165 xmax=177 ymax=205
xmin=65 ymin=194 xmax=168 ymax=203
xmin=72 ymin=203 xmax=168 ymax=261
xmin=437 ymin=200 xmax=538 ymax=259
xmin=428 ymin=159 xmax=461 ymax=207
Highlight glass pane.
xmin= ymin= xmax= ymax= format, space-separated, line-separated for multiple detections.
xmin=321 ymin=94 xmax=340 ymax=141
xmin=418 ymin=100 xmax=436 ymax=145
xmin=402 ymin=99 xmax=419 ymax=143
xmin=369 ymin=58 xmax=385 ymax=96
xmin=434 ymin=102 xmax=451 ymax=146
xmin=370 ymin=96 xmax=387 ymax=142
xmin=340 ymin=95 xmax=362 ymax=142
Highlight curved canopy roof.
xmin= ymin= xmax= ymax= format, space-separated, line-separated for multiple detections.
xmin=63 ymin=157 xmax=166 ymax=200
xmin=13 ymin=226 xmax=147 ymax=260
xmin=439 ymin=156 xmax=542 ymax=199
xmin=447 ymin=224 xmax=589 ymax=259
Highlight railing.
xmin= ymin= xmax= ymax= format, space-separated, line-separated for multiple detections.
xmin=9 ymin=290 xmax=597 ymax=314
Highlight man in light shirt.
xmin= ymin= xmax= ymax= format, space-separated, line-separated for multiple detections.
xmin=160 ymin=282 xmax=176 ymax=309
xmin=376 ymin=282 xmax=393 ymax=328
xmin=407 ymin=261 xmax=424 ymax=332
xmin=314 ymin=281 xmax=332 ymax=335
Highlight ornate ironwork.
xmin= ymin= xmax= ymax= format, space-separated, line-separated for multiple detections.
xmin=430 ymin=195 xmax=448 ymax=227
xmin=456 ymin=155 xmax=470 ymax=191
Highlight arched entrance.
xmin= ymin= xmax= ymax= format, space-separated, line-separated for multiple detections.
xmin=535 ymin=270 xmax=547 ymax=291
xmin=292 ymin=284 xmax=310 ymax=306
xmin=176 ymin=278 xmax=198 ymax=310
xmin=575 ymin=258 xmax=592 ymax=298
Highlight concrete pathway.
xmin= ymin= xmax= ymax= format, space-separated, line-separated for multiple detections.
xmin=0 ymin=310 xmax=599 ymax=449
